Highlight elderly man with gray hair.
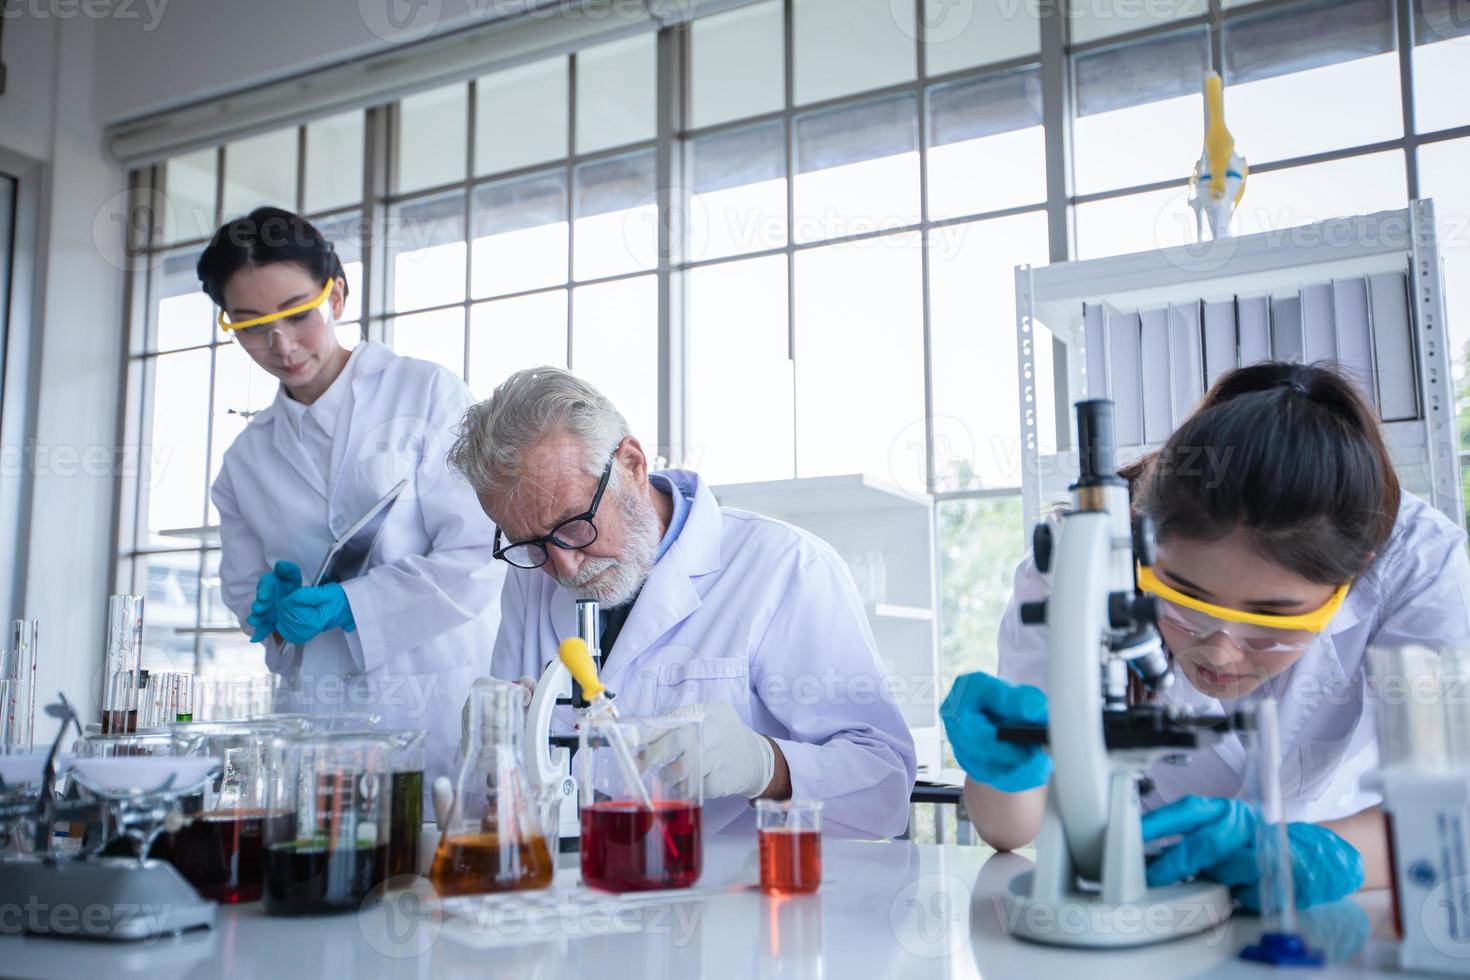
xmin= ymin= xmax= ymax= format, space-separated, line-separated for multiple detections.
xmin=448 ymin=367 xmax=916 ymax=838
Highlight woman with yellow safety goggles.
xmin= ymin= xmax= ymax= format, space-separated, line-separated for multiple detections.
xmin=945 ymin=361 xmax=1470 ymax=915
xmin=197 ymin=207 xmax=506 ymax=801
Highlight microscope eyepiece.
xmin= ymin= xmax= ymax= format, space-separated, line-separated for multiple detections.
xmin=1074 ymin=400 xmax=1125 ymax=488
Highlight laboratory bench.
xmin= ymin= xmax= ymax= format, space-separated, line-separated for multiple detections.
xmin=0 ymin=835 xmax=1401 ymax=979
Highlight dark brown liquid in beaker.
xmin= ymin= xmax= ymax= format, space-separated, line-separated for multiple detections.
xmin=429 ymin=831 xmax=554 ymax=896
xmin=263 ymin=842 xmax=388 ymax=915
xmin=101 ymin=709 xmax=137 ymax=735
xmin=155 ymin=807 xmax=292 ymax=903
xmin=387 ymin=771 xmax=423 ymax=878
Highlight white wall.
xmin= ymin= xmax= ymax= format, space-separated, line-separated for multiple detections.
xmin=90 ymin=0 xmax=540 ymax=123
xmin=1 ymin=12 xmax=127 ymax=742
xmin=0 ymin=8 xmax=60 ymax=160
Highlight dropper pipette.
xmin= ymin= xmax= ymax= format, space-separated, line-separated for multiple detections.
xmin=559 ymin=638 xmax=656 ymax=812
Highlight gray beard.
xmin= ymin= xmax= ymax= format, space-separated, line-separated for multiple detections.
xmin=557 ymin=485 xmax=662 ymax=607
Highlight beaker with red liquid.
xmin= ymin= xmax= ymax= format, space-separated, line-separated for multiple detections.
xmin=757 ymin=799 xmax=823 ymax=895
xmin=166 ymin=720 xmax=287 ymax=903
xmin=579 ymin=715 xmax=702 ymax=893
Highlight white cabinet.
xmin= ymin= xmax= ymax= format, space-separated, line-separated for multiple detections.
xmin=713 ymin=474 xmax=941 ymax=774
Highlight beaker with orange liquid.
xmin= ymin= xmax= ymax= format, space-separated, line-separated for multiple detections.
xmin=430 ymin=680 xmax=556 ymax=896
xmin=758 ymin=800 xmax=823 ymax=895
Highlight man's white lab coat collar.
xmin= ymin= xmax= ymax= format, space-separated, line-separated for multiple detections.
xmin=654 ymin=469 xmax=722 ymax=578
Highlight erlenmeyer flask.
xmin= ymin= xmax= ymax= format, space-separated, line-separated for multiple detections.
xmin=431 ymin=680 xmax=555 ymax=896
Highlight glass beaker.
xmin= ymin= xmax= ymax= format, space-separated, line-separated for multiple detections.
xmin=578 ymin=715 xmax=702 ymax=893
xmin=159 ymin=721 xmax=289 ymax=903
xmin=1369 ymin=645 xmax=1448 ymax=768
xmin=1441 ymin=648 xmax=1470 ymax=766
xmin=347 ymin=728 xmax=425 ymax=878
xmin=430 ymin=680 xmax=555 ymax=897
xmin=262 ymin=733 xmax=393 ymax=915
xmin=757 ymin=800 xmax=823 ymax=895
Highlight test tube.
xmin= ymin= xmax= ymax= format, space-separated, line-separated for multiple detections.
xmin=1369 ymin=645 xmax=1447 ymax=769
xmin=1252 ymin=698 xmax=1295 ymax=930
xmin=101 ymin=595 xmax=145 ymax=734
xmin=172 ymin=673 xmax=194 ymax=722
xmin=1240 ymin=697 xmax=1322 ymax=966
xmin=3 ymin=620 xmax=37 ymax=749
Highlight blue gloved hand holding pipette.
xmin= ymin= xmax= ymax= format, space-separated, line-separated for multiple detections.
xmin=1142 ymin=796 xmax=1364 ymax=910
xmin=248 ymin=560 xmax=302 ymax=642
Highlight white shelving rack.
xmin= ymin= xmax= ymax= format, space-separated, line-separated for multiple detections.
xmin=712 ymin=475 xmax=942 ymax=775
xmin=1016 ymin=201 xmax=1461 ymax=530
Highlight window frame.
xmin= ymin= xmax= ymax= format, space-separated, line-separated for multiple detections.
xmin=115 ymin=0 xmax=1470 ymax=678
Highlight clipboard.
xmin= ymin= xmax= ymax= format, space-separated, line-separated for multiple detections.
xmin=278 ymin=478 xmax=410 ymax=684
xmin=310 ymin=478 xmax=410 ymax=587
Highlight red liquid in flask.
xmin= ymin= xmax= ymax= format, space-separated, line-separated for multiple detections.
xmin=580 ymin=800 xmax=702 ymax=893
xmin=155 ymin=807 xmax=292 ymax=904
xmin=759 ymin=828 xmax=821 ymax=895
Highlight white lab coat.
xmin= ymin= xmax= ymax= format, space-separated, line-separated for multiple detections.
xmin=998 ymin=491 xmax=1470 ymax=822
xmin=213 ymin=342 xmax=505 ymax=790
xmin=492 ymin=469 xmax=917 ymax=839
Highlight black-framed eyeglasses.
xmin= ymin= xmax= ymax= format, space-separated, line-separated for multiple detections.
xmin=492 ymin=452 xmax=616 ymax=569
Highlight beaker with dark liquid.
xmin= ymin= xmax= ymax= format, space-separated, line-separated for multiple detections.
xmin=579 ymin=715 xmax=703 ymax=893
xmin=164 ymin=721 xmax=288 ymax=903
xmin=262 ymin=733 xmax=392 ymax=915
xmin=386 ymin=731 xmax=425 ymax=878
xmin=430 ymin=681 xmax=556 ymax=897
xmin=334 ymin=727 xmax=426 ymax=878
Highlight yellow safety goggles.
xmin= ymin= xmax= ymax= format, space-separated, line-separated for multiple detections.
xmin=1136 ymin=564 xmax=1350 ymax=634
xmin=217 ymin=279 xmax=333 ymax=332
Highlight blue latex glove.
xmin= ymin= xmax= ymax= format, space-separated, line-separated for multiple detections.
xmin=1297 ymin=900 xmax=1371 ymax=963
xmin=940 ymin=671 xmax=1052 ymax=792
xmin=275 ymin=582 xmax=356 ymax=645
xmin=1141 ymin=796 xmax=1364 ymax=910
xmin=247 ymin=561 xmax=303 ymax=642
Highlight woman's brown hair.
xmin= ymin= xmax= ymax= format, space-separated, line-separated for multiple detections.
xmin=1120 ymin=360 xmax=1399 ymax=586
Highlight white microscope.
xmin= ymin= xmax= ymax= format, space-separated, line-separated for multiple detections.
xmin=525 ymin=598 xmax=602 ymax=847
xmin=1000 ymin=399 xmax=1234 ymax=947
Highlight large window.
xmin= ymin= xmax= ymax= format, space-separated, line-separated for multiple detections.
xmin=118 ymin=0 xmax=1470 ymax=702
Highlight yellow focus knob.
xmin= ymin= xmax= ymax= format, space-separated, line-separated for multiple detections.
xmin=559 ymin=637 xmax=605 ymax=701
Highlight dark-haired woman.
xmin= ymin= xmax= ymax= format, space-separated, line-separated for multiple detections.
xmin=942 ymin=361 xmax=1470 ymax=909
xmin=200 ymin=206 xmax=505 ymax=791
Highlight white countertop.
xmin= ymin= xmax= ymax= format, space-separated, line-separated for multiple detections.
xmin=2 ymin=836 xmax=1399 ymax=979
